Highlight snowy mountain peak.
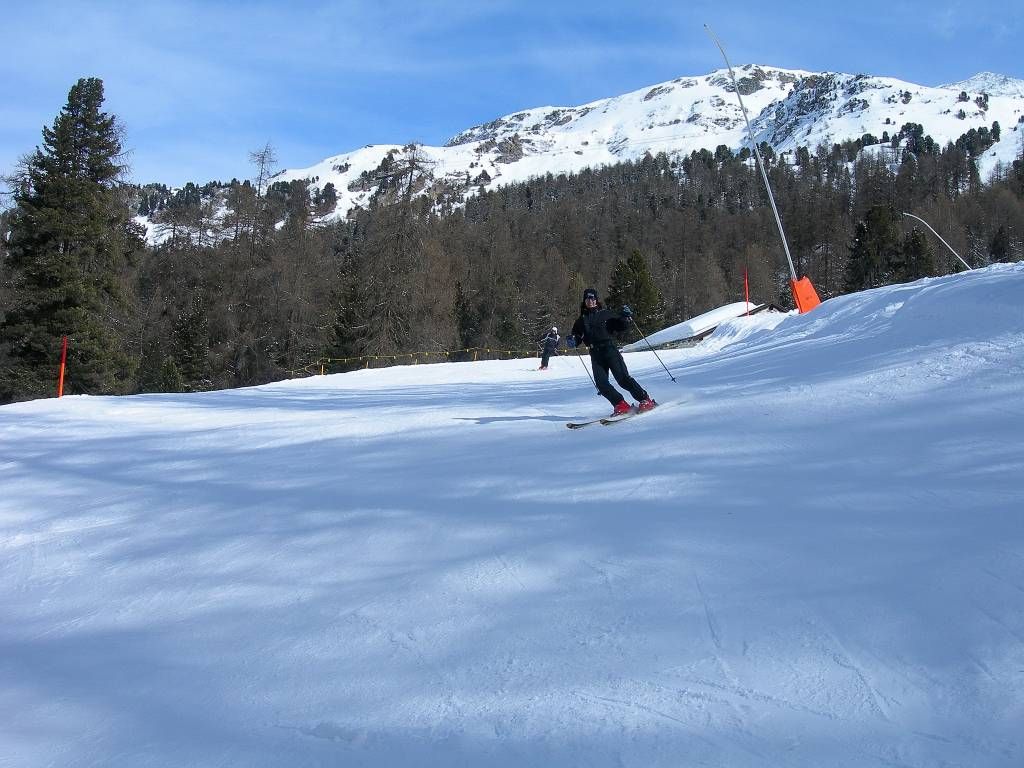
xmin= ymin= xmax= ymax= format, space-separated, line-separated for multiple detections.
xmin=443 ymin=65 xmax=809 ymax=149
xmin=264 ymin=63 xmax=1022 ymax=223
xmin=941 ymin=72 xmax=1024 ymax=98
xmin=136 ymin=64 xmax=1023 ymax=244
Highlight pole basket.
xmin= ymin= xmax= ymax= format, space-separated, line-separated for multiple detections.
xmin=789 ymin=276 xmax=821 ymax=314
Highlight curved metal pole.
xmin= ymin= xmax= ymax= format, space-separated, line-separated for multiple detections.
xmin=901 ymin=212 xmax=973 ymax=271
xmin=705 ymin=24 xmax=798 ymax=282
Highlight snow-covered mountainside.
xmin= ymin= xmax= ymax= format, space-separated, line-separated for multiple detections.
xmin=271 ymin=65 xmax=1024 ymax=218
xmin=942 ymin=71 xmax=1024 ymax=99
xmin=3 ymin=263 xmax=1023 ymax=767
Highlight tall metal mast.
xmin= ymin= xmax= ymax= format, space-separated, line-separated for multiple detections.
xmin=704 ymin=24 xmax=821 ymax=312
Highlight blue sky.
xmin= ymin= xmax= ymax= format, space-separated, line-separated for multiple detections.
xmin=2 ymin=0 xmax=1021 ymax=189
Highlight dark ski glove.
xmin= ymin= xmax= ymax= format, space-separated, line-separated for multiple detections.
xmin=621 ymin=305 xmax=633 ymax=319
xmin=566 ymin=335 xmax=576 ymax=348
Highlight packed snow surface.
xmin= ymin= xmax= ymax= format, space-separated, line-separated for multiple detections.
xmin=2 ymin=264 xmax=1023 ymax=767
xmin=620 ymin=301 xmax=762 ymax=350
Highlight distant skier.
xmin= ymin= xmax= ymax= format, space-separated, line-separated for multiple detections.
xmin=566 ymin=287 xmax=656 ymax=416
xmin=539 ymin=326 xmax=560 ymax=370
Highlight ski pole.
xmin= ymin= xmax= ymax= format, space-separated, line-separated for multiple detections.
xmin=630 ymin=318 xmax=677 ymax=382
xmin=573 ymin=345 xmax=599 ymax=393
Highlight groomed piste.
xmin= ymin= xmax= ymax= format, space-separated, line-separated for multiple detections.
xmin=2 ymin=263 xmax=1022 ymax=767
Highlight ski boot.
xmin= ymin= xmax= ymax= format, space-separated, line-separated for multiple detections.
xmin=610 ymin=400 xmax=632 ymax=417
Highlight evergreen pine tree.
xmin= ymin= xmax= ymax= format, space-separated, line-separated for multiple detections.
xmin=454 ymin=280 xmax=483 ymax=351
xmin=894 ymin=227 xmax=935 ymax=282
xmin=326 ymin=255 xmax=374 ymax=368
xmin=844 ymin=206 xmax=901 ymax=291
xmin=605 ymin=249 xmax=665 ymax=334
xmin=0 ymin=77 xmax=143 ymax=403
xmin=990 ymin=225 xmax=1010 ymax=263
xmin=157 ymin=355 xmax=185 ymax=393
xmin=316 ymin=182 xmax=338 ymax=216
xmin=172 ymin=294 xmax=211 ymax=390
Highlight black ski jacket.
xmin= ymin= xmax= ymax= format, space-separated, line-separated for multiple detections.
xmin=541 ymin=333 xmax=560 ymax=354
xmin=570 ymin=304 xmax=630 ymax=348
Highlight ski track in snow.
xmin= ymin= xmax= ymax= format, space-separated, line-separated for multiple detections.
xmin=1 ymin=264 xmax=1023 ymax=766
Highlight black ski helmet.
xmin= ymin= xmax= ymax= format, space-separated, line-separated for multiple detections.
xmin=582 ymin=287 xmax=598 ymax=301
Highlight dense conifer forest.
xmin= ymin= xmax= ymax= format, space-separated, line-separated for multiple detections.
xmin=2 ymin=79 xmax=1023 ymax=402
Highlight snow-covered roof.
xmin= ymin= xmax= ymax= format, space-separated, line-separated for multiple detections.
xmin=620 ymin=301 xmax=772 ymax=351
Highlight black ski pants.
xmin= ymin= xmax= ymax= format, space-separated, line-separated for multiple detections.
xmin=590 ymin=343 xmax=648 ymax=406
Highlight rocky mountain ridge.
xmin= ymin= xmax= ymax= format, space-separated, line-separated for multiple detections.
xmin=272 ymin=64 xmax=1023 ymax=216
xmin=136 ymin=64 xmax=1024 ymax=239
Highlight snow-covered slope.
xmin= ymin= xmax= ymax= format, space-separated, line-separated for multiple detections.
xmin=942 ymin=72 xmax=1024 ymax=99
xmin=620 ymin=300 xmax=763 ymax=350
xmin=755 ymin=71 xmax=1023 ymax=178
xmin=272 ymin=65 xmax=1024 ymax=218
xmin=3 ymin=263 xmax=1023 ymax=767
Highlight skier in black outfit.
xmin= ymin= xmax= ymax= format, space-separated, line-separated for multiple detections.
xmin=539 ymin=326 xmax=559 ymax=370
xmin=566 ymin=287 xmax=657 ymax=416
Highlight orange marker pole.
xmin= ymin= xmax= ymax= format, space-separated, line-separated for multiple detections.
xmin=744 ymin=268 xmax=750 ymax=315
xmin=57 ymin=335 xmax=68 ymax=397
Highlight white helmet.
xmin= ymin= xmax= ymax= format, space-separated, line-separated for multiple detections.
xmin=552 ymin=326 xmax=557 ymax=333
